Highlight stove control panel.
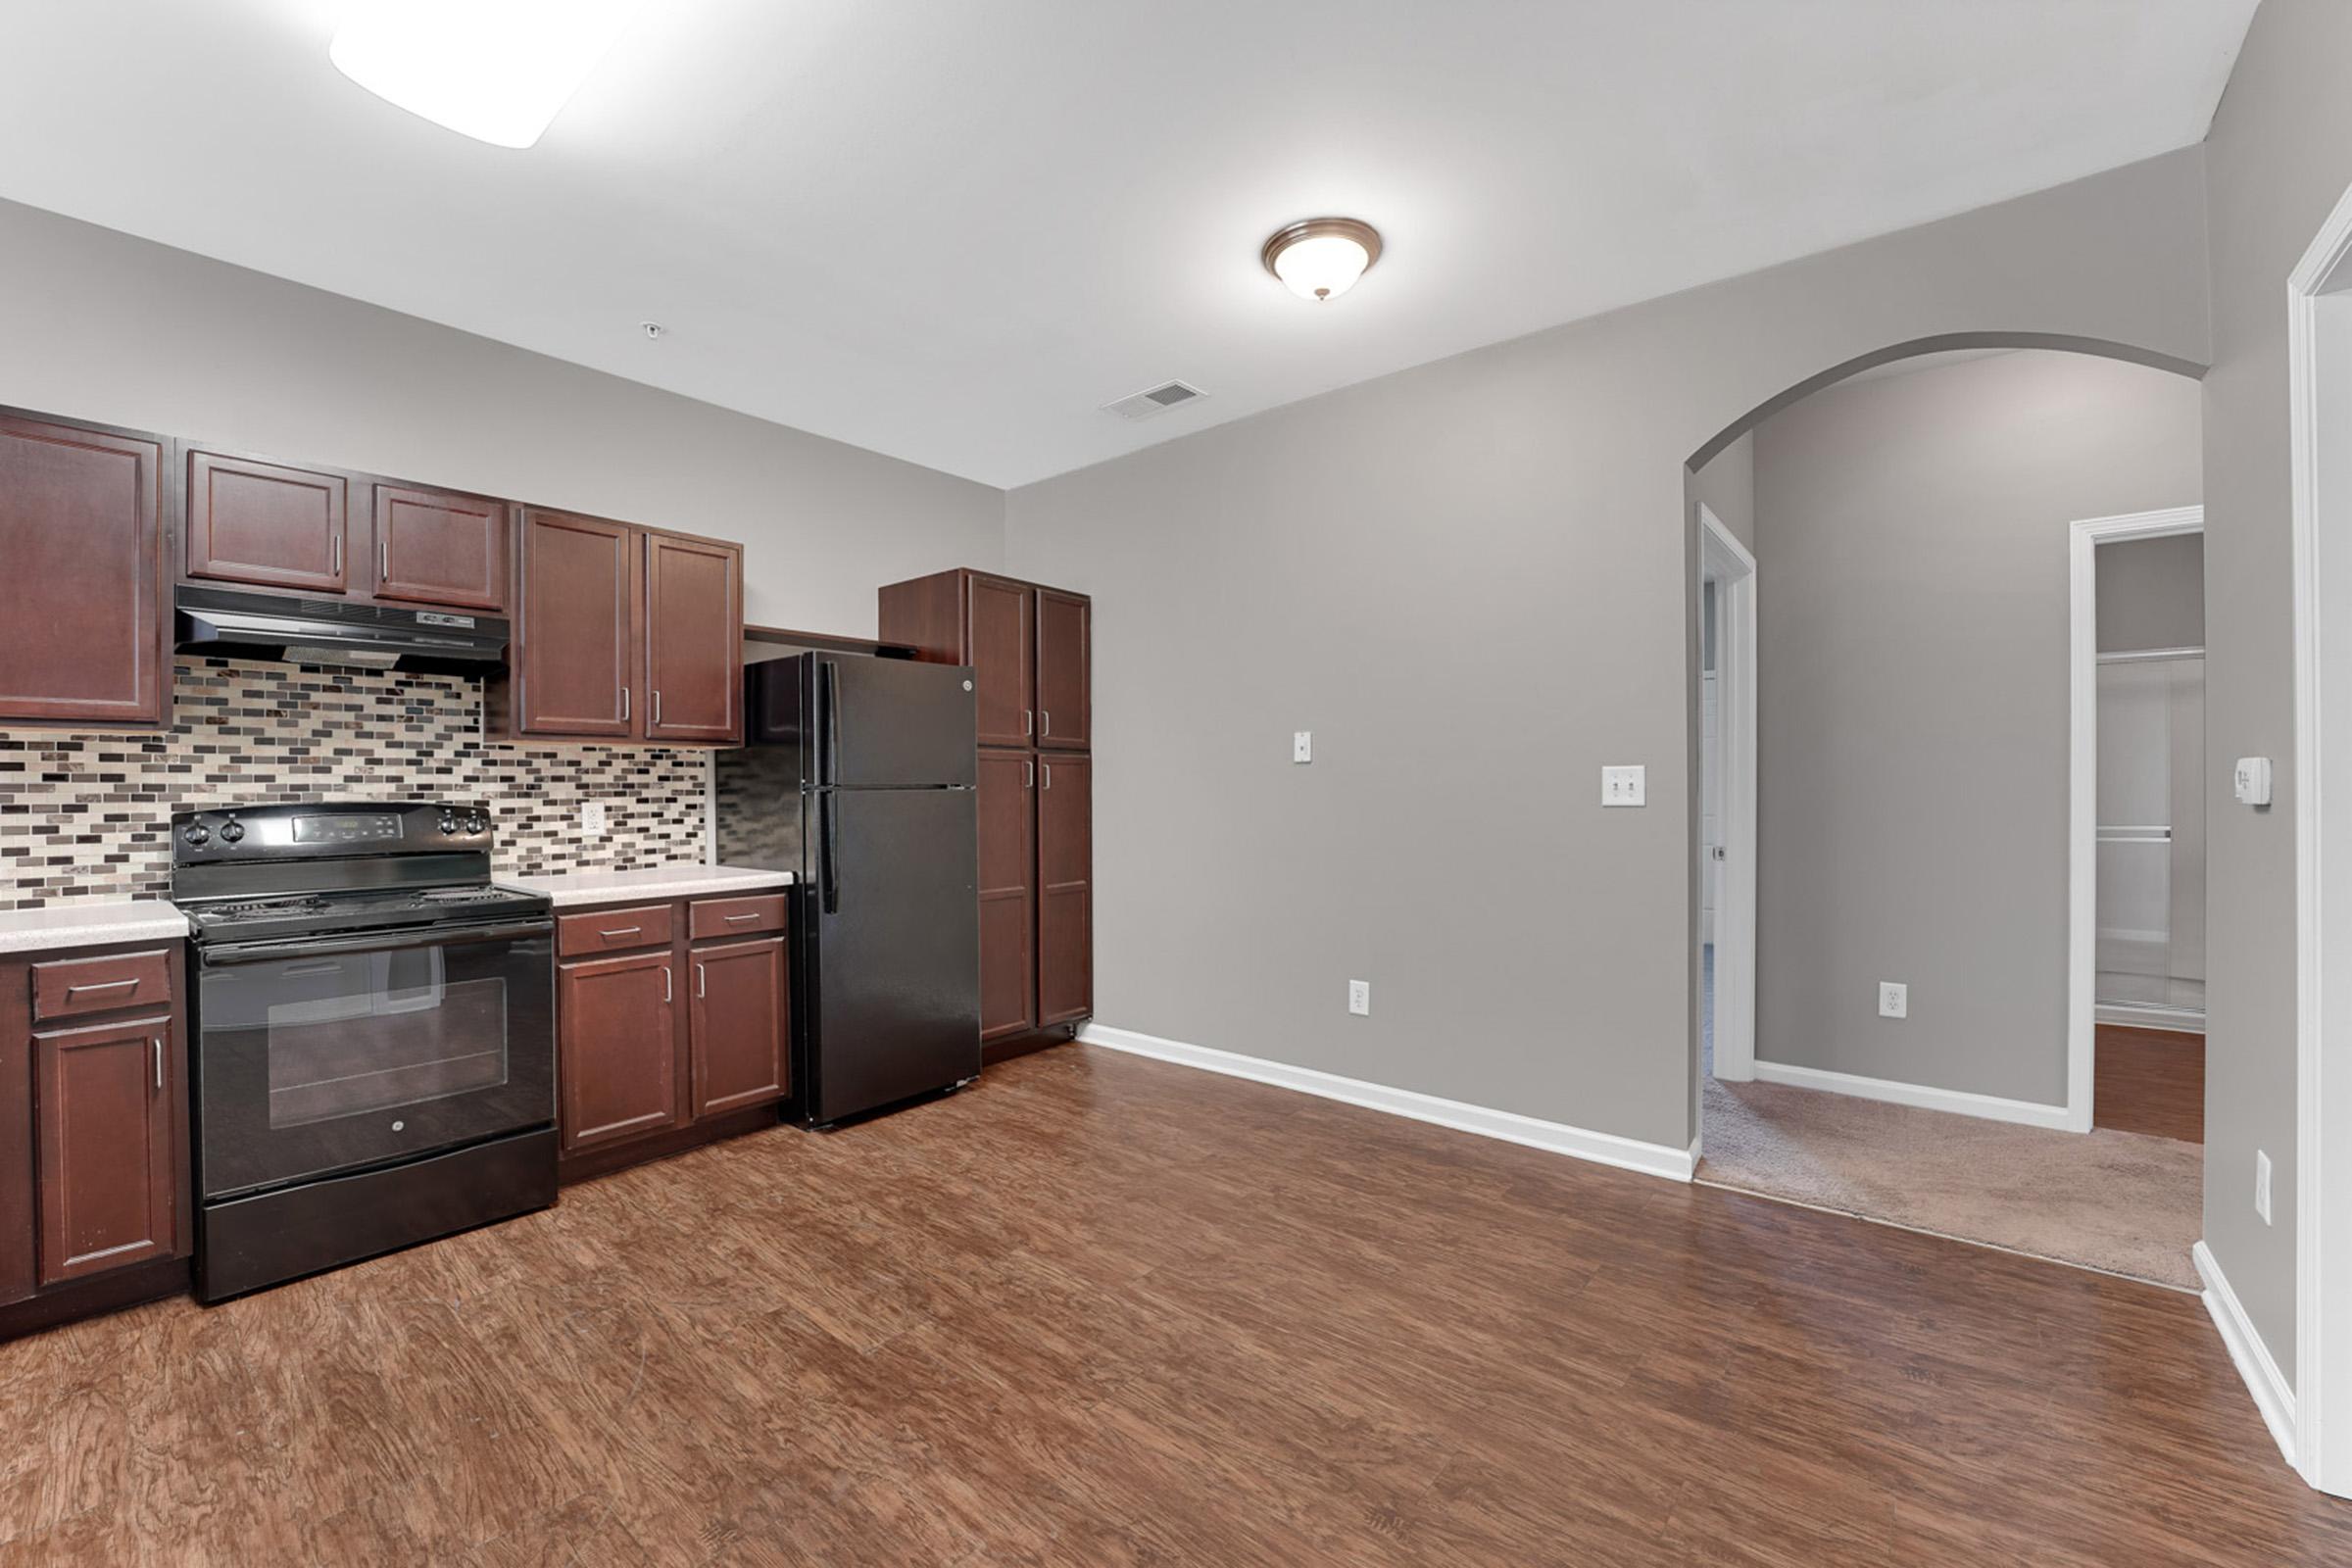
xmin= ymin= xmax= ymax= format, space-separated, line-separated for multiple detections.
xmin=171 ymin=801 xmax=493 ymax=866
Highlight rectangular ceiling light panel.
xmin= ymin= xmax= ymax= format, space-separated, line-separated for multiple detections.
xmin=329 ymin=0 xmax=643 ymax=149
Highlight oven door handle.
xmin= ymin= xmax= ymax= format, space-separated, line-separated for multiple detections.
xmin=197 ymin=919 xmax=554 ymax=965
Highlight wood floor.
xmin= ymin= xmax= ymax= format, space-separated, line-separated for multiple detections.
xmin=0 ymin=1044 xmax=2342 ymax=1566
xmin=2095 ymin=1022 xmax=2207 ymax=1143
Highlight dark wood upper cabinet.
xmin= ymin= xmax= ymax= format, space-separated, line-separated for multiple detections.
xmin=645 ymin=533 xmax=744 ymax=744
xmin=558 ymin=951 xmax=680 ymax=1152
xmin=967 ymin=575 xmax=1036 ymax=748
xmin=34 ymin=1014 xmax=177 ymax=1287
xmin=975 ymin=750 xmax=1038 ymax=1042
xmin=370 ymin=483 xmax=509 ymax=612
xmin=184 ymin=450 xmax=349 ymax=593
xmin=689 ymin=936 xmax=788 ymax=1117
xmin=1034 ymin=587 xmax=1091 ymax=751
xmin=513 ymin=509 xmax=639 ymax=739
xmin=1036 ymin=754 xmax=1094 ymax=1028
xmin=0 ymin=411 xmax=168 ymax=729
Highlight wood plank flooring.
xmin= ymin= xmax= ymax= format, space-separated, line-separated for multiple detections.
xmin=2095 ymin=1022 xmax=2207 ymax=1143
xmin=1 ymin=1043 xmax=2344 ymax=1565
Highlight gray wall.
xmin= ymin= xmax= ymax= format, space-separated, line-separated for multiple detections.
xmin=2196 ymin=0 xmax=2352 ymax=1384
xmin=0 ymin=198 xmax=1004 ymax=637
xmin=1691 ymin=431 xmax=1756 ymax=553
xmin=1005 ymin=148 xmax=2209 ymax=1152
xmin=1750 ymin=350 xmax=2201 ymax=1103
xmin=2098 ymin=533 xmax=2206 ymax=653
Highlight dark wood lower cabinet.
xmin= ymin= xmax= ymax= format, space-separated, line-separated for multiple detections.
xmin=2 ymin=940 xmax=191 ymax=1341
xmin=1036 ymin=754 xmax=1094 ymax=1027
xmin=689 ymin=937 xmax=788 ymax=1117
xmin=975 ymin=750 xmax=1037 ymax=1043
xmin=557 ymin=895 xmax=791 ymax=1181
xmin=557 ymin=950 xmax=681 ymax=1153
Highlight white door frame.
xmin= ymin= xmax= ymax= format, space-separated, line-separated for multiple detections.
xmin=2067 ymin=505 xmax=2203 ymax=1137
xmin=1699 ymin=504 xmax=1758 ymax=1081
xmin=2288 ymin=173 xmax=2352 ymax=1498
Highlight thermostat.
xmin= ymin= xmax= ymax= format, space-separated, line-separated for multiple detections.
xmin=2234 ymin=757 xmax=2274 ymax=808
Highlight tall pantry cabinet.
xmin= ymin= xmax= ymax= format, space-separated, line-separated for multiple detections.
xmin=879 ymin=569 xmax=1092 ymax=1057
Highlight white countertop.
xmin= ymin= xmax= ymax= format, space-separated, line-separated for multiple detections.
xmin=508 ymin=864 xmax=795 ymax=908
xmin=0 ymin=898 xmax=190 ymax=955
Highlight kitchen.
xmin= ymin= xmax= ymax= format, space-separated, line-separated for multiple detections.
xmin=0 ymin=408 xmax=1094 ymax=1331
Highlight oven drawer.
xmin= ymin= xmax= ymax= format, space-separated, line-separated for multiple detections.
xmin=31 ymin=950 xmax=176 ymax=1023
xmin=557 ymin=904 xmax=675 ymax=957
xmin=689 ymin=894 xmax=787 ymax=941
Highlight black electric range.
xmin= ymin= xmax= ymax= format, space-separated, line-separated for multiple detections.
xmin=172 ymin=801 xmax=559 ymax=1302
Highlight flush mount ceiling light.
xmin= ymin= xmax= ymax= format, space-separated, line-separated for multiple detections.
xmin=1260 ymin=218 xmax=1383 ymax=302
xmin=329 ymin=0 xmax=643 ymax=149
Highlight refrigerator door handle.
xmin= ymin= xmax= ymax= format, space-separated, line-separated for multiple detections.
xmin=820 ymin=790 xmax=841 ymax=913
xmin=822 ymin=660 xmax=842 ymax=788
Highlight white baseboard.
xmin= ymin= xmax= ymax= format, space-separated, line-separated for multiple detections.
xmin=2193 ymin=1240 xmax=2299 ymax=1470
xmin=1079 ymin=1023 xmax=1696 ymax=1182
xmin=2095 ymin=1003 xmax=2207 ymax=1033
xmin=1749 ymin=1058 xmax=2078 ymax=1131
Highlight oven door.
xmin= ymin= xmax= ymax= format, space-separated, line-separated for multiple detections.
xmin=193 ymin=920 xmax=555 ymax=1200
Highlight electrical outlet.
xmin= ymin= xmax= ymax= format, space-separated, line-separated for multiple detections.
xmin=1348 ymin=979 xmax=1371 ymax=1016
xmin=1878 ymin=981 xmax=1908 ymax=1019
xmin=2257 ymin=1151 xmax=2273 ymax=1225
xmin=1294 ymin=731 xmax=1313 ymax=763
xmin=1601 ymin=764 xmax=1646 ymax=807
xmin=582 ymin=801 xmax=608 ymax=837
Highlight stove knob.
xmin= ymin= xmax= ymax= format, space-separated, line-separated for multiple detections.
xmin=219 ymin=820 xmax=246 ymax=844
xmin=439 ymin=814 xmax=459 ymax=836
xmin=465 ymin=814 xmax=487 ymax=836
xmin=182 ymin=824 xmax=211 ymax=847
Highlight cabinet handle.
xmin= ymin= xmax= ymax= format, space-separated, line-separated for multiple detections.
xmin=66 ymin=978 xmax=139 ymax=996
xmin=1041 ymin=710 xmax=1051 ymax=737
xmin=663 ymin=965 xmax=673 ymax=1004
xmin=1042 ymin=763 xmax=1052 ymax=791
xmin=1024 ymin=760 xmax=1034 ymax=789
xmin=1024 ymin=710 xmax=1033 ymax=737
xmin=654 ymin=690 xmax=662 ymax=725
xmin=620 ymin=686 xmax=631 ymax=722
xmin=330 ymin=535 xmax=343 ymax=578
xmin=600 ymin=925 xmax=642 ymax=939
xmin=153 ymin=1038 xmax=164 ymax=1091
xmin=724 ymin=911 xmax=759 ymax=922
xmin=696 ymin=962 xmax=707 ymax=1000
xmin=380 ymin=539 xmax=391 ymax=582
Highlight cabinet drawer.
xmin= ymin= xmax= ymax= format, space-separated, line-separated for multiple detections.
xmin=30 ymin=950 xmax=175 ymax=1023
xmin=688 ymin=894 xmax=787 ymax=941
xmin=556 ymin=904 xmax=675 ymax=957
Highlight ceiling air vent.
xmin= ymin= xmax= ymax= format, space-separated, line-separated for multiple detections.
xmin=1102 ymin=380 xmax=1207 ymax=421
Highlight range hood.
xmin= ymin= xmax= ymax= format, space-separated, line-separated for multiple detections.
xmin=175 ymin=585 xmax=509 ymax=673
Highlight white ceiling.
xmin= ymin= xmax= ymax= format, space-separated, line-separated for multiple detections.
xmin=0 ymin=1 xmax=2253 ymax=488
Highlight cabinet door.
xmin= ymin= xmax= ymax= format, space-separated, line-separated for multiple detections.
xmin=516 ymin=510 xmax=638 ymax=738
xmin=1035 ymin=587 xmax=1091 ymax=751
xmin=689 ymin=937 xmax=788 ymax=1117
xmin=975 ymin=750 xmax=1037 ymax=1041
xmin=558 ymin=952 xmax=680 ymax=1151
xmin=1036 ymin=755 xmax=1093 ymax=1026
xmin=34 ymin=1015 xmax=176 ymax=1286
xmin=370 ymin=484 xmax=509 ymax=612
xmin=0 ymin=414 xmax=167 ymax=727
xmin=644 ymin=533 xmax=743 ymax=743
xmin=185 ymin=450 xmax=349 ymax=593
xmin=966 ymin=573 xmax=1035 ymax=749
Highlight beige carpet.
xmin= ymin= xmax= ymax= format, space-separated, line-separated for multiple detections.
xmin=1699 ymin=1072 xmax=2202 ymax=1291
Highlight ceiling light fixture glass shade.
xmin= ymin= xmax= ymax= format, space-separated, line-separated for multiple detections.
xmin=329 ymin=0 xmax=643 ymax=149
xmin=1261 ymin=218 xmax=1383 ymax=302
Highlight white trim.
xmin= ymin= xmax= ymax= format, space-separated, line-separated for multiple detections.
xmin=2093 ymin=1003 xmax=2205 ymax=1033
xmin=2195 ymin=1241 xmax=2300 ymax=1471
xmin=1749 ymin=1058 xmax=2075 ymax=1131
xmin=1080 ymin=1023 xmax=1698 ymax=1182
xmin=2287 ymin=172 xmax=2352 ymax=1498
xmin=1698 ymin=503 xmax=1758 ymax=1084
xmin=2068 ymin=505 xmax=2205 ymax=1139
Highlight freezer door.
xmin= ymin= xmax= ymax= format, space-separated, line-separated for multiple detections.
xmin=819 ymin=656 xmax=979 ymax=789
xmin=808 ymin=786 xmax=981 ymax=1121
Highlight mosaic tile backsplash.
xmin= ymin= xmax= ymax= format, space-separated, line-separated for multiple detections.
xmin=0 ymin=658 xmax=712 ymax=909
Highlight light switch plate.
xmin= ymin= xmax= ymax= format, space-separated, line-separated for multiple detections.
xmin=1601 ymin=765 xmax=1645 ymax=807
xmin=1878 ymin=981 xmax=1908 ymax=1019
xmin=1294 ymin=731 xmax=1313 ymax=763
xmin=2257 ymin=1150 xmax=2274 ymax=1225
xmin=582 ymin=801 xmax=608 ymax=837
xmin=1348 ymin=979 xmax=1370 ymax=1016
xmin=2234 ymin=757 xmax=2274 ymax=807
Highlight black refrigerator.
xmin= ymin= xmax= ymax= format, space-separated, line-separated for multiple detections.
xmin=714 ymin=653 xmax=981 ymax=1125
